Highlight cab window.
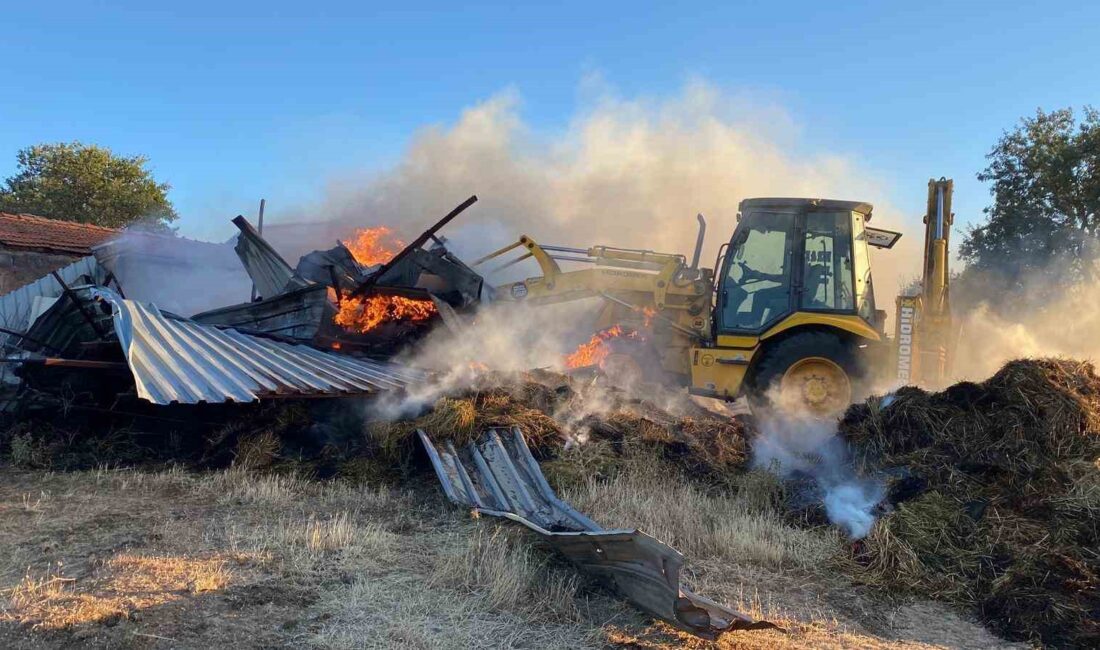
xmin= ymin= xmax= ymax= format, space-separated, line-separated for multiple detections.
xmin=851 ymin=212 xmax=876 ymax=321
xmin=801 ymin=211 xmax=855 ymax=312
xmin=720 ymin=212 xmax=794 ymax=331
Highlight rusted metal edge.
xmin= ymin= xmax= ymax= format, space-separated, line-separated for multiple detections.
xmin=418 ymin=426 xmax=779 ymax=640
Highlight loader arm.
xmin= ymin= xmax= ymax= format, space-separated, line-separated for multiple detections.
xmin=895 ymin=178 xmax=954 ymax=386
xmin=474 ymin=234 xmax=715 ymax=375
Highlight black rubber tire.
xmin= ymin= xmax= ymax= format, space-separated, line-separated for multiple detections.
xmin=746 ymin=330 xmax=863 ymax=413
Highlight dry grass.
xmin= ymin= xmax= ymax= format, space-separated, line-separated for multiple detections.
xmin=0 ymin=463 xmax=1019 ymax=649
xmin=2 ymin=554 xmax=231 ymax=630
xmin=308 ymin=523 xmax=608 ymax=650
xmin=561 ymin=454 xmax=840 ymax=571
xmin=308 ymin=571 xmax=604 ymax=650
xmin=431 ymin=527 xmax=583 ymax=620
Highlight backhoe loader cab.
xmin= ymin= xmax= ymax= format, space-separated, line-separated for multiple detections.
xmin=717 ymin=199 xmax=877 ymax=334
xmin=691 ymin=198 xmax=890 ymax=413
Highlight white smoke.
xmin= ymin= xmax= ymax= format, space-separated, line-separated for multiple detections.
xmin=824 ymin=484 xmax=882 ymax=539
xmin=952 ymin=278 xmax=1100 ymax=381
xmin=96 ymin=230 xmax=253 ymax=317
xmin=367 ymin=299 xmax=602 ymax=421
xmin=262 ymin=80 xmax=921 ymax=300
xmin=751 ymin=411 xmax=883 ymax=539
xmin=243 ymin=81 xmax=937 ymax=513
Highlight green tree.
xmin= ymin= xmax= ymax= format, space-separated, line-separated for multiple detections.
xmin=959 ymin=108 xmax=1100 ymax=291
xmin=0 ymin=142 xmax=178 ymax=230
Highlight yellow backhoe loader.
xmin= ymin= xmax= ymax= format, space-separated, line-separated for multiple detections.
xmin=473 ymin=179 xmax=955 ymax=415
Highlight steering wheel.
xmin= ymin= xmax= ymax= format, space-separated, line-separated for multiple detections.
xmin=737 ymin=260 xmax=780 ymax=284
xmin=737 ymin=260 xmax=763 ymax=283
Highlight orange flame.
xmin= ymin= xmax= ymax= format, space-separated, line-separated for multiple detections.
xmin=345 ymin=226 xmax=405 ymax=266
xmin=565 ymin=306 xmax=656 ymax=370
xmin=332 ymin=226 xmax=436 ymax=333
xmin=565 ymin=325 xmax=644 ymax=369
xmin=335 ymin=294 xmax=436 ymax=332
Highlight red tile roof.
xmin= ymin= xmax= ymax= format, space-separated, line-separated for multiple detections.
xmin=0 ymin=212 xmax=119 ymax=255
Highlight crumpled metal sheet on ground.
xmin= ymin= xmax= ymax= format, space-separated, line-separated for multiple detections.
xmin=418 ymin=426 xmax=779 ymax=640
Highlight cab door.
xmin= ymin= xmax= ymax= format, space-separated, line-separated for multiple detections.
xmin=715 ymin=211 xmax=797 ymax=335
xmin=797 ymin=211 xmax=857 ymax=315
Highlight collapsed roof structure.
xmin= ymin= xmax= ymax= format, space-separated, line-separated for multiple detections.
xmin=0 ymin=196 xmax=486 ymax=409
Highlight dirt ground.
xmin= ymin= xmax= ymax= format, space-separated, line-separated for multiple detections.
xmin=0 ymin=464 xmax=1024 ymax=650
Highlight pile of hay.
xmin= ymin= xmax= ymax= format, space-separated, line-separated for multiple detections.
xmin=365 ymin=370 xmax=751 ymax=483
xmin=841 ymin=359 xmax=1100 ymax=647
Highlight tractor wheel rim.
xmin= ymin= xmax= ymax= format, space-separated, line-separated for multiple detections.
xmin=779 ymin=356 xmax=852 ymax=416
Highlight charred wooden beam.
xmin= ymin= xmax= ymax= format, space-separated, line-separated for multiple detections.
xmin=348 ymin=195 xmax=478 ymax=299
xmin=0 ymin=357 xmax=129 ymax=370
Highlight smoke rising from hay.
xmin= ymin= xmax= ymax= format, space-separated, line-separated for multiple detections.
xmin=366 ymin=300 xmax=604 ymax=421
xmin=751 ymin=412 xmax=883 ymax=539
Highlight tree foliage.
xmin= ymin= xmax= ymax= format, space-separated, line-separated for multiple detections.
xmin=960 ymin=108 xmax=1100 ymax=289
xmin=0 ymin=142 xmax=177 ymax=230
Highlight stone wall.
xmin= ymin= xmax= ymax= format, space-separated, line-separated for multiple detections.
xmin=0 ymin=246 xmax=82 ymax=295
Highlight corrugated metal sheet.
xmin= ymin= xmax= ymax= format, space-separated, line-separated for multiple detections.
xmin=419 ymin=427 xmax=778 ymax=640
xmin=191 ymin=284 xmax=330 ymax=342
xmin=93 ymin=289 xmax=421 ymax=404
xmin=232 ymin=216 xmax=309 ymax=300
xmin=0 ymin=256 xmax=106 ymax=332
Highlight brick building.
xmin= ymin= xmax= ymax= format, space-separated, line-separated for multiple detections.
xmin=0 ymin=213 xmax=119 ymax=295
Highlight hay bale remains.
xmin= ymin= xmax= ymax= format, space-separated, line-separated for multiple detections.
xmin=365 ymin=370 xmax=752 ymax=484
xmin=841 ymin=358 xmax=1100 ymax=647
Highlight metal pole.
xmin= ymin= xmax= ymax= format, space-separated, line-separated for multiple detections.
xmin=935 ymin=185 xmax=944 ymax=240
xmin=250 ymin=198 xmax=267 ymax=302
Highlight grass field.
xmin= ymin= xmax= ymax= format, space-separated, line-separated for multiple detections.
xmin=0 ymin=462 xmax=1021 ymax=649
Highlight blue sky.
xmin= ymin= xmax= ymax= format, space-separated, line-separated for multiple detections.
xmin=1 ymin=1 xmax=1096 ymax=242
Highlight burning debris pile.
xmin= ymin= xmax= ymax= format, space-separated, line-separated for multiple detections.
xmin=7 ymin=196 xmax=1100 ymax=645
xmin=330 ymin=226 xmax=439 ymax=333
xmin=196 ymin=196 xmax=481 ymax=356
xmin=366 ymin=370 xmax=751 ymax=482
xmin=841 ymin=359 xmax=1100 ymax=648
xmin=0 ymin=197 xmax=484 ymax=416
